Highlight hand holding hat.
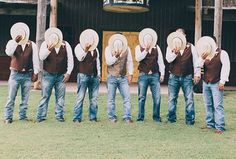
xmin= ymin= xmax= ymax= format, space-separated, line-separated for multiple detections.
xmin=10 ymin=22 xmax=30 ymax=45
xmin=45 ymin=27 xmax=63 ymax=51
xmin=167 ymin=31 xmax=187 ymax=54
xmin=108 ymin=33 xmax=128 ymax=57
xmin=196 ymin=36 xmax=217 ymax=61
xmin=139 ymin=28 xmax=158 ymax=50
xmin=15 ymin=35 xmax=23 ymax=43
xmin=80 ymin=29 xmax=99 ymax=52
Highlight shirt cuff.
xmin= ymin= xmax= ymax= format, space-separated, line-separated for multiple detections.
xmin=220 ymin=80 xmax=225 ymax=85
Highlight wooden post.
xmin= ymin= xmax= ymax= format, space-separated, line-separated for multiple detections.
xmin=194 ymin=0 xmax=202 ymax=45
xmin=214 ymin=0 xmax=223 ymax=48
xmin=34 ymin=0 xmax=47 ymax=90
xmin=50 ymin=0 xmax=57 ymax=27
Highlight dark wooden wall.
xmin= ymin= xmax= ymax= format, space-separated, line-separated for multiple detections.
xmin=57 ymin=0 xmax=196 ymax=82
xmin=0 ymin=0 xmax=235 ymax=85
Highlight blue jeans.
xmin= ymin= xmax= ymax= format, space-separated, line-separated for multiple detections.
xmin=73 ymin=73 xmax=100 ymax=121
xmin=137 ymin=73 xmax=161 ymax=122
xmin=203 ymin=81 xmax=225 ymax=131
xmin=5 ymin=70 xmax=32 ymax=120
xmin=37 ymin=71 xmax=66 ymax=120
xmin=107 ymin=74 xmax=132 ymax=120
xmin=167 ymin=74 xmax=195 ymax=124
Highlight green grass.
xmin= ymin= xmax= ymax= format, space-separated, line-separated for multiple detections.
xmin=0 ymin=86 xmax=236 ymax=159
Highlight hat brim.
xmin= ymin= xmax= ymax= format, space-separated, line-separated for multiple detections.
xmin=167 ymin=32 xmax=187 ymax=51
xmin=108 ymin=34 xmax=128 ymax=53
xmin=196 ymin=36 xmax=217 ymax=59
xmin=44 ymin=27 xmax=63 ymax=48
xmin=79 ymin=29 xmax=99 ymax=51
xmin=10 ymin=22 xmax=30 ymax=45
xmin=139 ymin=28 xmax=157 ymax=49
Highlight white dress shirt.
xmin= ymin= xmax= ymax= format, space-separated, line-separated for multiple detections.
xmin=135 ymin=45 xmax=165 ymax=76
xmin=166 ymin=44 xmax=201 ymax=77
xmin=39 ymin=41 xmax=74 ymax=75
xmin=218 ymin=50 xmax=231 ymax=84
xmin=74 ymin=44 xmax=101 ymax=76
xmin=5 ymin=40 xmax=40 ymax=74
xmin=105 ymin=46 xmax=134 ymax=75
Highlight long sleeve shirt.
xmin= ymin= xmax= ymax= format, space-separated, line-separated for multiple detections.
xmin=105 ymin=46 xmax=134 ymax=75
xmin=166 ymin=44 xmax=201 ymax=77
xmin=39 ymin=41 xmax=74 ymax=75
xmin=135 ymin=45 xmax=165 ymax=76
xmin=74 ymin=44 xmax=101 ymax=76
xmin=5 ymin=40 xmax=40 ymax=74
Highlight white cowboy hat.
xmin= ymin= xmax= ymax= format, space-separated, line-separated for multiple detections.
xmin=10 ymin=22 xmax=30 ymax=45
xmin=44 ymin=27 xmax=63 ymax=48
xmin=79 ymin=29 xmax=99 ymax=51
xmin=167 ymin=31 xmax=187 ymax=51
xmin=139 ymin=28 xmax=158 ymax=49
xmin=196 ymin=36 xmax=217 ymax=59
xmin=108 ymin=33 xmax=128 ymax=54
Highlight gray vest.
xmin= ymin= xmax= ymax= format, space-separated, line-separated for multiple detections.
xmin=107 ymin=50 xmax=128 ymax=77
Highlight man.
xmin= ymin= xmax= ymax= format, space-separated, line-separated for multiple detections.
xmin=166 ymin=28 xmax=201 ymax=125
xmin=73 ymin=29 xmax=101 ymax=123
xmin=105 ymin=33 xmax=134 ymax=123
xmin=196 ymin=36 xmax=230 ymax=134
xmin=4 ymin=22 xmax=40 ymax=124
xmin=135 ymin=28 xmax=165 ymax=122
xmin=37 ymin=27 xmax=74 ymax=122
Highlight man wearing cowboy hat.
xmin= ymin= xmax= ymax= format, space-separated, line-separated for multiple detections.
xmin=36 ymin=27 xmax=74 ymax=122
xmin=4 ymin=22 xmax=40 ymax=124
xmin=166 ymin=28 xmax=201 ymax=125
xmin=196 ymin=36 xmax=230 ymax=134
xmin=135 ymin=28 xmax=165 ymax=123
xmin=73 ymin=29 xmax=101 ymax=123
xmin=105 ymin=33 xmax=134 ymax=123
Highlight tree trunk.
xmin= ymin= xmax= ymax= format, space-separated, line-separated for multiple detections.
xmin=50 ymin=0 xmax=57 ymax=27
xmin=195 ymin=0 xmax=202 ymax=45
xmin=214 ymin=0 xmax=223 ymax=48
xmin=34 ymin=0 xmax=47 ymax=90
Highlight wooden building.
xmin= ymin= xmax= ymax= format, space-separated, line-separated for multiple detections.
xmin=0 ymin=0 xmax=235 ymax=85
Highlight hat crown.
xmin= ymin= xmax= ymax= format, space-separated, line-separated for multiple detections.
xmin=80 ymin=29 xmax=99 ymax=51
xmin=139 ymin=28 xmax=157 ymax=49
xmin=10 ymin=22 xmax=30 ymax=45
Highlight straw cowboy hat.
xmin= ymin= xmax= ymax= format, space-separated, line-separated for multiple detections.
xmin=196 ymin=36 xmax=217 ymax=60
xmin=108 ymin=33 xmax=128 ymax=54
xmin=167 ymin=31 xmax=187 ymax=51
xmin=10 ymin=22 xmax=30 ymax=45
xmin=139 ymin=28 xmax=158 ymax=49
xmin=44 ymin=27 xmax=63 ymax=48
xmin=79 ymin=29 xmax=99 ymax=51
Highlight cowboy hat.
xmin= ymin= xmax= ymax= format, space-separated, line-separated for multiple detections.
xmin=196 ymin=36 xmax=217 ymax=59
xmin=108 ymin=33 xmax=128 ymax=54
xmin=10 ymin=22 xmax=30 ymax=45
xmin=139 ymin=28 xmax=158 ymax=49
xmin=80 ymin=29 xmax=99 ymax=51
xmin=167 ymin=31 xmax=187 ymax=51
xmin=44 ymin=27 xmax=63 ymax=48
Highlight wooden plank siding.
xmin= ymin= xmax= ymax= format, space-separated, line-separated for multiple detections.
xmin=57 ymin=0 xmax=196 ymax=83
xmin=0 ymin=0 xmax=235 ymax=85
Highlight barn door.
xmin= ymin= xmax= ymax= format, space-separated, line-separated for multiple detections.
xmin=101 ymin=31 xmax=139 ymax=82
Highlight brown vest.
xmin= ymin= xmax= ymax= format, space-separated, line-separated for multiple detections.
xmin=203 ymin=49 xmax=222 ymax=84
xmin=78 ymin=49 xmax=98 ymax=76
xmin=169 ymin=43 xmax=193 ymax=76
xmin=138 ymin=47 xmax=159 ymax=74
xmin=107 ymin=50 xmax=128 ymax=77
xmin=43 ymin=43 xmax=68 ymax=74
xmin=10 ymin=41 xmax=33 ymax=72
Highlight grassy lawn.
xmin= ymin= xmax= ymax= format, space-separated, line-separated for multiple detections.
xmin=0 ymin=85 xmax=236 ymax=159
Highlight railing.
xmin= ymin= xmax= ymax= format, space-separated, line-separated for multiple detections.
xmin=204 ymin=0 xmax=236 ymax=7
